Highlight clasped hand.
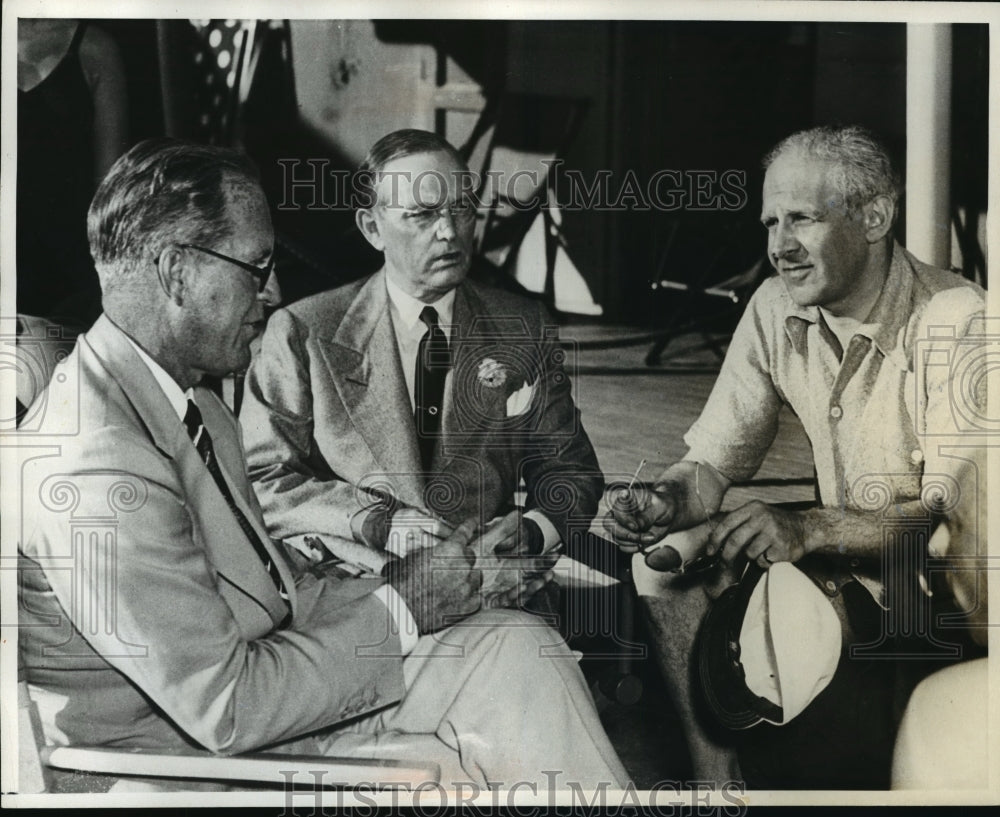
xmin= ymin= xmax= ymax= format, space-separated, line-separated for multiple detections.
xmin=385 ymin=511 xmax=555 ymax=634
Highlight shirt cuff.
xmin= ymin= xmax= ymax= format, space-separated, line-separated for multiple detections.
xmin=373 ymin=582 xmax=419 ymax=655
xmin=524 ymin=510 xmax=561 ymax=554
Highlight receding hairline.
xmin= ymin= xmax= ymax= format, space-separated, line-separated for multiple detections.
xmin=370 ymin=149 xmax=471 ymax=206
xmin=763 ymin=146 xmax=845 ymax=186
xmin=220 ymin=171 xmax=266 ymax=204
xmin=376 ymin=148 xmax=468 ymax=176
xmin=762 ymin=125 xmax=900 ymax=211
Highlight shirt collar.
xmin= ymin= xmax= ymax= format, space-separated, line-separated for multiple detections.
xmin=385 ymin=273 xmax=456 ymax=333
xmin=855 ymin=242 xmax=913 ymax=359
xmin=783 ymin=241 xmax=913 ymax=364
xmin=116 ymin=325 xmax=192 ymax=420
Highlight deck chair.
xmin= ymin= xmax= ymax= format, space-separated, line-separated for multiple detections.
xmin=644 ymin=216 xmax=766 ymax=366
xmin=461 ymin=93 xmax=589 ymax=310
xmin=17 ymin=678 xmax=439 ymax=793
xmin=11 ymin=315 xmax=82 ymax=430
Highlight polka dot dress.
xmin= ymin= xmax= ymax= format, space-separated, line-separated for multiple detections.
xmin=188 ymin=19 xmax=250 ymax=144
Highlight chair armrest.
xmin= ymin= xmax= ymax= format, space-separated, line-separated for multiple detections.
xmin=41 ymin=745 xmax=439 ymax=789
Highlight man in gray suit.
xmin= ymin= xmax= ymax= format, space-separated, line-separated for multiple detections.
xmin=241 ymin=129 xmax=604 ymax=583
xmin=17 ymin=137 xmax=628 ymax=791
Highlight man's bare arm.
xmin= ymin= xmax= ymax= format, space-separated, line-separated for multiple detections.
xmin=709 ymin=499 xmax=928 ymax=568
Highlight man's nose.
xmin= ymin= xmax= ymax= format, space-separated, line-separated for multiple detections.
xmin=770 ymin=222 xmax=801 ymax=261
xmin=258 ymin=268 xmax=282 ymax=308
xmin=434 ymin=210 xmax=457 ymax=241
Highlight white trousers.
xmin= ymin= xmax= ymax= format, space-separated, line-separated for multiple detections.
xmin=316 ymin=608 xmax=630 ymax=792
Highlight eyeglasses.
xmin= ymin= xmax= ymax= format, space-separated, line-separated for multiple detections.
xmin=622 ymin=469 xmax=724 ymax=574
xmin=386 ymin=199 xmax=477 ymax=230
xmin=180 ymin=243 xmax=274 ymax=293
xmin=637 ymin=536 xmax=723 ymax=574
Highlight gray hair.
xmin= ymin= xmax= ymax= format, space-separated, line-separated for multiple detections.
xmin=763 ymin=125 xmax=901 ymax=214
xmin=354 ymin=129 xmax=468 ymax=209
xmin=87 ymin=138 xmax=260 ymax=292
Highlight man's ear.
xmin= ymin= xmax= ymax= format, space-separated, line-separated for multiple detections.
xmin=356 ymin=208 xmax=385 ymax=252
xmin=154 ymin=246 xmax=187 ymax=305
xmin=863 ymin=195 xmax=896 ymax=243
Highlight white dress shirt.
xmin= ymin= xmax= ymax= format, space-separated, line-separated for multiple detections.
xmin=385 ymin=274 xmax=456 ymax=413
xmin=119 ymin=329 xmax=193 ymax=418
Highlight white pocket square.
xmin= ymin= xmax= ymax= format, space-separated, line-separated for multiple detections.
xmin=506 ymin=379 xmax=537 ymax=417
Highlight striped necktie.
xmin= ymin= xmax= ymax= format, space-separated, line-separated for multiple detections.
xmin=184 ymin=399 xmax=291 ymax=627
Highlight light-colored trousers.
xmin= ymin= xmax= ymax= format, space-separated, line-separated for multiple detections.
xmin=113 ymin=608 xmax=629 ymax=793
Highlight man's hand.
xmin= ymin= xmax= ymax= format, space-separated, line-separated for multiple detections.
xmin=602 ymin=482 xmax=679 ymax=551
xmin=385 ymin=509 xmax=455 ymax=558
xmin=707 ymin=500 xmax=809 ymax=568
xmin=384 ymin=519 xmax=482 ymax=634
xmin=474 ymin=512 xmax=558 ymax=605
xmin=491 ymin=514 xmax=545 ymax=555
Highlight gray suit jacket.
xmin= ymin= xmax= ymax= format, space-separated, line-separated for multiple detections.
xmin=18 ymin=316 xmax=405 ymax=753
xmin=241 ymin=272 xmax=602 ymax=558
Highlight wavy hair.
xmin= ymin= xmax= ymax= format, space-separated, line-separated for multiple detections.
xmin=763 ymin=125 xmax=901 ymax=215
xmin=87 ymin=138 xmax=259 ymax=292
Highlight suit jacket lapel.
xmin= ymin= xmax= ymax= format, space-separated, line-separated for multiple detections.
xmin=437 ymin=284 xmax=506 ymax=473
xmin=316 ymin=271 xmax=425 ymax=510
xmin=85 ymin=317 xmax=291 ymax=628
xmin=196 ymin=388 xmax=297 ymax=625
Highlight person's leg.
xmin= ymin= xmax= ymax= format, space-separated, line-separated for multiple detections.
xmin=733 ymin=645 xmax=898 ymax=789
xmin=321 ymin=608 xmax=630 ymax=792
xmin=734 ymin=580 xmax=900 ymax=789
xmin=632 ymin=556 xmax=741 ymax=782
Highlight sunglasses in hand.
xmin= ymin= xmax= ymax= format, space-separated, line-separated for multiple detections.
xmin=637 ymin=537 xmax=723 ymax=574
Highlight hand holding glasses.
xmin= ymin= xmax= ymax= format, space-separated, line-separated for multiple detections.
xmin=605 ymin=460 xmax=723 ymax=574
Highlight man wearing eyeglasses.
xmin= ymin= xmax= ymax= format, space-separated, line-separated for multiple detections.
xmin=17 ymin=137 xmax=628 ymax=791
xmin=241 ymin=129 xmax=604 ymax=595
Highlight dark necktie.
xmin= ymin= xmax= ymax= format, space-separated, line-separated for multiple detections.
xmin=414 ymin=306 xmax=451 ymax=471
xmin=183 ymin=399 xmax=291 ymax=626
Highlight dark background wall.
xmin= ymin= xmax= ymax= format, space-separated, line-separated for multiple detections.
xmin=89 ymin=19 xmax=990 ymax=323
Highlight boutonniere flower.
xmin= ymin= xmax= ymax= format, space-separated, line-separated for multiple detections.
xmin=477 ymin=357 xmax=508 ymax=388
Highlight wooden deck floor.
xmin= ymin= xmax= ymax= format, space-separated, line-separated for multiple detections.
xmin=566 ymin=325 xmax=817 ymax=508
